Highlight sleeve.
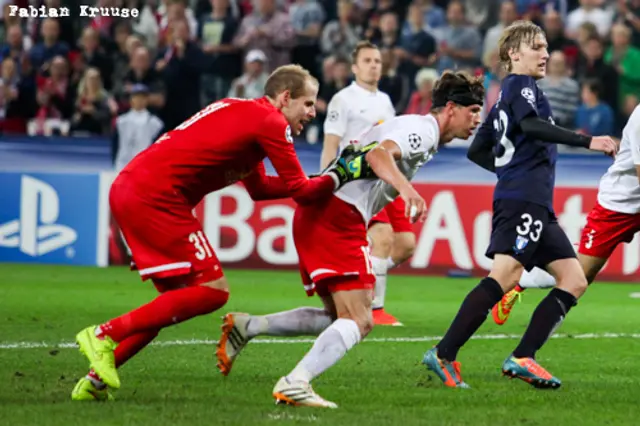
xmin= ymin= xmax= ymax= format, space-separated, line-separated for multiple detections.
xmin=323 ymin=93 xmax=349 ymax=137
xmin=241 ymin=162 xmax=292 ymax=201
xmin=257 ymin=112 xmax=336 ymax=204
xmin=382 ymin=118 xmax=434 ymax=160
xmin=505 ymin=76 xmax=540 ymax=123
xmin=467 ymin=116 xmax=496 ymax=172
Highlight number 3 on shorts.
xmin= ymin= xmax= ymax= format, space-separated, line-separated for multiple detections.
xmin=516 ymin=213 xmax=543 ymax=242
xmin=189 ymin=231 xmax=213 ymax=260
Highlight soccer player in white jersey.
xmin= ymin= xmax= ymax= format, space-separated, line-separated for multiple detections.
xmin=321 ymin=40 xmax=412 ymax=326
xmin=215 ymin=71 xmax=484 ymax=408
xmin=492 ymin=105 xmax=640 ymax=324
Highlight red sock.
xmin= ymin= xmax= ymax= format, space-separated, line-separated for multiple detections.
xmin=98 ymin=286 xmax=229 ymax=342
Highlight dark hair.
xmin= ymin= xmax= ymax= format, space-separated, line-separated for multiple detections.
xmin=264 ymin=64 xmax=319 ymax=99
xmin=583 ymin=78 xmax=602 ymax=99
xmin=334 ymin=55 xmax=351 ymax=66
xmin=432 ymin=70 xmax=485 ymax=111
xmin=351 ymin=40 xmax=379 ymax=64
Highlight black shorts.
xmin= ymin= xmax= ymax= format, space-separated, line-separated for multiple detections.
xmin=486 ymin=199 xmax=576 ymax=271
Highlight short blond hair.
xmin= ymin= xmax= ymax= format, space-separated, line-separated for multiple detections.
xmin=498 ymin=20 xmax=545 ymax=71
xmin=351 ymin=40 xmax=379 ymax=64
xmin=264 ymin=64 xmax=318 ymax=99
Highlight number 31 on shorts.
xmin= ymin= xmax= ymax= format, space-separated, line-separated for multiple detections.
xmin=516 ymin=213 xmax=543 ymax=242
xmin=189 ymin=231 xmax=214 ymax=260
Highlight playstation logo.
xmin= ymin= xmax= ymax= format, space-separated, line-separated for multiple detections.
xmin=0 ymin=175 xmax=77 ymax=256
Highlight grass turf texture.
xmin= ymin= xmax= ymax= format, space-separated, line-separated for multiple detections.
xmin=1 ymin=264 xmax=639 ymax=426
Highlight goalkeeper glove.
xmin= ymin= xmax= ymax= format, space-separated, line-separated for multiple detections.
xmin=322 ymin=144 xmax=377 ymax=189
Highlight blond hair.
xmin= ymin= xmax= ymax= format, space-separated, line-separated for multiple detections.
xmin=351 ymin=40 xmax=379 ymax=64
xmin=498 ymin=20 xmax=545 ymax=71
xmin=264 ymin=64 xmax=318 ymax=99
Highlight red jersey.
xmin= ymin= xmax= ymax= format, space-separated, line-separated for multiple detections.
xmin=120 ymin=97 xmax=335 ymax=207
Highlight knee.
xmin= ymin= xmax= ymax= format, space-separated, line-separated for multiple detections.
xmin=200 ymin=275 xmax=229 ymax=292
xmin=338 ymin=311 xmax=373 ymax=337
xmin=558 ymin=274 xmax=588 ymax=297
xmin=395 ymin=239 xmax=416 ymax=264
xmin=369 ymin=227 xmax=394 ymax=256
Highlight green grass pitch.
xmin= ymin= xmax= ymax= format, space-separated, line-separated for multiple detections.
xmin=1 ymin=264 xmax=640 ymax=425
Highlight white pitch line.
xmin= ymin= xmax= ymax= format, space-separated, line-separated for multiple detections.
xmin=1 ymin=332 xmax=640 ymax=350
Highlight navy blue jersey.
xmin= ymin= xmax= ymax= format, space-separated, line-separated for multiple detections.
xmin=475 ymin=74 xmax=556 ymax=211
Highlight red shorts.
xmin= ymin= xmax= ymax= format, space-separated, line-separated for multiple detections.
xmin=109 ymin=175 xmax=223 ymax=291
xmin=369 ymin=197 xmax=412 ymax=233
xmin=293 ymin=196 xmax=375 ymax=297
xmin=578 ymin=201 xmax=640 ymax=259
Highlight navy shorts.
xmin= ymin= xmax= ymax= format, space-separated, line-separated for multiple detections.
xmin=486 ymin=199 xmax=576 ymax=271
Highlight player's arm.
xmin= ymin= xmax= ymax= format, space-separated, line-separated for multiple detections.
xmin=320 ymin=95 xmax=348 ymax=169
xmin=629 ymin=115 xmax=640 ymax=184
xmin=258 ymin=114 xmax=337 ymax=205
xmin=365 ymin=140 xmax=426 ymax=222
xmin=467 ymin=117 xmax=496 ymax=172
xmin=241 ymin=162 xmax=291 ymax=201
xmin=510 ymin=77 xmax=618 ymax=155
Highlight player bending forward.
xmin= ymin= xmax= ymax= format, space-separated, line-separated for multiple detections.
xmin=216 ymin=71 xmax=484 ymax=408
xmin=71 ymin=65 xmax=369 ymax=401
xmin=423 ymin=21 xmax=618 ymax=390
xmin=492 ymin=104 xmax=640 ymax=324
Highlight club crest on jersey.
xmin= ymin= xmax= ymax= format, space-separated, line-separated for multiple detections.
xmin=328 ymin=111 xmax=339 ymax=122
xmin=408 ymin=133 xmax=422 ymax=151
xmin=285 ymin=125 xmax=293 ymax=143
xmin=513 ymin=235 xmax=529 ymax=254
xmin=521 ymin=87 xmax=536 ymax=109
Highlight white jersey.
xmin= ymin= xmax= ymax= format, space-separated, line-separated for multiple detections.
xmin=323 ymin=82 xmax=396 ymax=151
xmin=335 ymin=114 xmax=440 ymax=222
xmin=597 ymin=106 xmax=640 ymax=214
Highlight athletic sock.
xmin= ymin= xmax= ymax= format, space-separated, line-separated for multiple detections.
xmin=97 ymin=286 xmax=229 ymax=342
xmin=371 ymin=256 xmax=388 ymax=310
xmin=437 ymin=277 xmax=504 ymax=361
xmin=287 ymin=318 xmax=361 ymax=383
xmin=512 ymin=288 xmax=576 ymax=359
xmin=246 ymin=307 xmax=332 ymax=338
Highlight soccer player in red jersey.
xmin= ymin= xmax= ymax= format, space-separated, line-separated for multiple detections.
xmin=71 ymin=65 xmax=369 ymax=401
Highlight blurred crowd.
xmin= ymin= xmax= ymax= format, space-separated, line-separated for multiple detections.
xmin=0 ymin=0 xmax=639 ymax=145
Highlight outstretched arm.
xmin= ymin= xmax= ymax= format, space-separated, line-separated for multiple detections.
xmin=467 ymin=118 xmax=496 ymax=172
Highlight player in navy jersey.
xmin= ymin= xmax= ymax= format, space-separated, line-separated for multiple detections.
xmin=422 ymin=21 xmax=618 ymax=390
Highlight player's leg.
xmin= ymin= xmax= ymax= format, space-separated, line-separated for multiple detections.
xmin=491 ymin=266 xmax=557 ymax=326
xmin=368 ymin=221 xmax=393 ymax=314
xmin=425 ymin=201 xmax=545 ymax=387
xmin=273 ymin=279 xmax=373 ymax=408
xmin=389 ymin=231 xmax=416 ymax=269
xmin=215 ymin=295 xmax=336 ymax=376
xmin=503 ymin=222 xmax=580 ymax=389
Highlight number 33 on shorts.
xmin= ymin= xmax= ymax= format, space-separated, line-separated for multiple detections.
xmin=516 ymin=213 xmax=543 ymax=243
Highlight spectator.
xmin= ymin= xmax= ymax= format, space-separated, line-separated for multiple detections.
xmin=70 ymin=67 xmax=117 ymax=136
xmin=111 ymin=22 xmax=134 ymax=97
xmin=0 ymin=56 xmax=35 ymax=134
xmin=157 ymin=19 xmax=203 ymax=130
xmin=542 ymin=9 xmax=579 ymax=66
xmin=113 ymin=84 xmax=165 ymax=172
xmin=537 ymin=51 xmax=580 ymax=128
xmin=484 ymin=1 xmax=518 ymax=63
xmin=160 ymin=0 xmax=199 ymax=45
xmin=404 ymin=67 xmax=438 ymax=115
xmin=320 ymin=0 xmax=362 ymax=59
xmin=605 ymin=23 xmax=640 ymax=111
xmin=436 ymin=1 xmax=482 ymax=74
xmin=615 ymin=0 xmax=640 ymax=46
xmin=575 ymin=79 xmax=615 ymax=136
xmin=316 ymin=55 xmax=338 ymax=117
xmin=575 ymin=20 xmax=599 ymax=47
xmin=132 ymin=0 xmax=161 ymax=51
xmin=370 ymin=11 xmax=400 ymax=49
xmin=397 ymin=2 xmax=437 ymax=90
xmin=379 ymin=48 xmax=410 ymax=113
xmin=200 ymin=0 xmax=241 ymax=104
xmin=80 ymin=27 xmax=112 ymax=90
xmin=290 ymin=0 xmax=325 ymax=78
xmin=566 ymin=0 xmax=613 ymax=38
xmin=35 ymin=55 xmax=74 ymax=121
xmin=31 ymin=0 xmax=76 ymax=49
xmin=418 ymin=0 xmax=447 ymax=30
xmin=118 ymin=46 xmax=166 ymax=116
xmin=86 ymin=0 xmax=118 ymax=37
xmin=319 ymin=54 xmax=351 ymax=105
xmin=575 ymin=35 xmax=619 ymax=113
xmin=228 ymin=49 xmax=269 ymax=99
xmin=234 ymin=0 xmax=295 ymax=71
xmin=0 ymin=24 xmax=31 ymax=75
xmin=29 ymin=19 xmax=69 ymax=71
